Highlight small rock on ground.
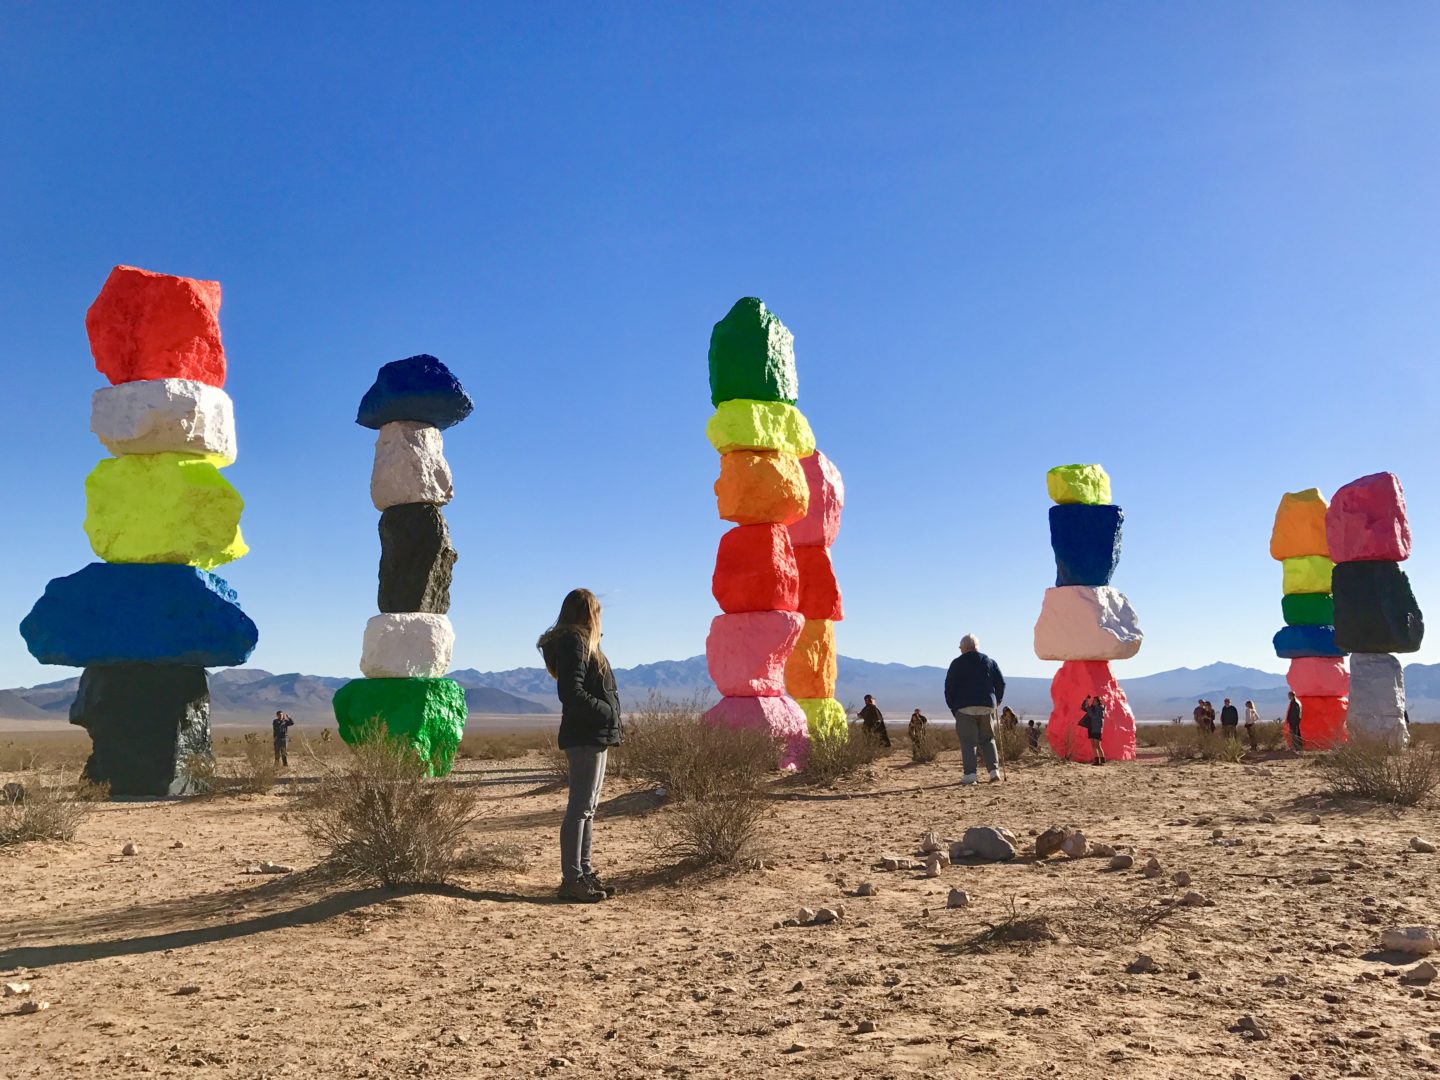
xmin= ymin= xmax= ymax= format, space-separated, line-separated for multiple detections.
xmin=1109 ymin=854 xmax=1135 ymax=870
xmin=1380 ymin=927 xmax=1438 ymax=956
xmin=947 ymin=888 xmax=970 ymax=909
xmin=1410 ymin=836 xmax=1436 ymax=854
xmin=1403 ymin=961 xmax=1438 ymax=985
xmin=121 ymin=842 xmax=138 ymax=856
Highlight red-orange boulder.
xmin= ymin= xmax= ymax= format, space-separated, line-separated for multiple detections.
xmin=712 ymin=524 xmax=799 ymax=613
xmin=1292 ymin=696 xmax=1349 ymax=750
xmin=86 ymin=266 xmax=226 ymax=387
xmin=794 ymin=546 xmax=843 ymax=621
xmin=1045 ymin=660 xmax=1137 ymax=763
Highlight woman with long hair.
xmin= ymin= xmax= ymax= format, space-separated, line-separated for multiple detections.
xmin=537 ymin=588 xmax=622 ymax=903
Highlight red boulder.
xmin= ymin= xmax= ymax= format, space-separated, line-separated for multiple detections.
xmin=1045 ymin=660 xmax=1137 ymax=763
xmin=1293 ymin=696 xmax=1349 ymax=750
xmin=794 ymin=545 xmax=843 ymax=621
xmin=712 ymin=524 xmax=799 ymax=614
xmin=86 ymin=265 xmax=226 ymax=387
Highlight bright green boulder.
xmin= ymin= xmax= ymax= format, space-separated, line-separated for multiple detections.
xmin=332 ymin=677 xmax=467 ymax=776
xmin=1283 ymin=592 xmax=1335 ymax=626
xmin=796 ymin=697 xmax=846 ymax=742
xmin=84 ymin=453 xmax=247 ymax=570
xmin=1282 ymin=555 xmax=1334 ymax=596
xmin=1046 ymin=464 xmax=1112 ymax=505
xmin=706 ymin=400 xmax=815 ymax=456
xmin=708 ymin=297 xmax=798 ymax=407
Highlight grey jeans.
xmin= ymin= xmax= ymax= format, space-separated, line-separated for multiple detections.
xmin=952 ymin=706 xmax=1000 ymax=776
xmin=561 ymin=746 xmax=608 ymax=883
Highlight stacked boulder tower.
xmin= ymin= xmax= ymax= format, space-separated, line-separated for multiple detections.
xmin=703 ymin=298 xmax=815 ymax=768
xmin=784 ymin=450 xmax=847 ymax=743
xmin=331 ymin=356 xmax=474 ymax=776
xmin=1033 ymin=464 xmax=1142 ymax=762
xmin=21 ymin=265 xmax=257 ymax=795
xmin=1269 ymin=488 xmax=1349 ymax=748
xmin=1327 ymin=472 xmax=1423 ymax=744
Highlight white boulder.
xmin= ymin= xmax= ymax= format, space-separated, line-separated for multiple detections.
xmin=1034 ymin=586 xmax=1143 ymax=661
xmin=360 ymin=613 xmax=455 ymax=678
xmin=90 ymin=379 xmax=237 ymax=463
xmin=371 ymin=422 xmax=453 ymax=511
xmin=1347 ymin=653 xmax=1408 ymax=744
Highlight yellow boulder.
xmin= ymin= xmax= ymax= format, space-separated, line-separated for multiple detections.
xmin=1282 ymin=555 xmax=1333 ymax=596
xmin=796 ymin=697 xmax=847 ymax=742
xmin=706 ymin=400 xmax=815 ymax=457
xmin=1047 ymin=464 xmax=1112 ymax=505
xmin=85 ymin=453 xmax=247 ymax=570
xmin=1270 ymin=488 xmax=1329 ymax=560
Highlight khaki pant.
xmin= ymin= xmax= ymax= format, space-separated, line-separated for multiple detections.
xmin=952 ymin=706 xmax=1000 ymax=776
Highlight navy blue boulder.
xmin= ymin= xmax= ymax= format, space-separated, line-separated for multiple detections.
xmin=21 ymin=563 xmax=259 ymax=667
xmin=357 ymin=354 xmax=474 ymax=430
xmin=1273 ymin=624 xmax=1345 ymax=659
xmin=1049 ymin=504 xmax=1123 ymax=587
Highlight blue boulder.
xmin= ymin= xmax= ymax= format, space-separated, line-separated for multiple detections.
xmin=1273 ymin=624 xmax=1345 ymax=659
xmin=21 ymin=563 xmax=259 ymax=667
xmin=1049 ymin=504 xmax=1123 ymax=587
xmin=357 ymin=354 xmax=474 ymax=430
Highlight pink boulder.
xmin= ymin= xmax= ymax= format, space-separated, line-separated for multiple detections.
xmin=788 ymin=451 xmax=844 ymax=549
xmin=1287 ymin=656 xmax=1350 ymax=698
xmin=703 ymin=694 xmax=810 ymax=770
xmin=705 ymin=610 xmax=805 ymax=697
xmin=86 ymin=265 xmax=227 ymax=387
xmin=1326 ymin=472 xmax=1411 ymax=563
xmin=1045 ymin=660 xmax=1137 ymax=763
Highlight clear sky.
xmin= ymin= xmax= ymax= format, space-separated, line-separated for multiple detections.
xmin=3 ymin=4 xmax=1440 ymax=688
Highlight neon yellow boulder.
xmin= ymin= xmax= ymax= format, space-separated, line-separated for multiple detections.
xmin=796 ymin=696 xmax=847 ymax=742
xmin=85 ymin=453 xmax=247 ymax=570
xmin=1282 ymin=555 xmax=1333 ymax=596
xmin=706 ymin=400 xmax=816 ymax=457
xmin=1047 ymin=464 xmax=1112 ymax=505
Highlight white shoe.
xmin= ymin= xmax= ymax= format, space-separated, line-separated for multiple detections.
xmin=960 ymin=773 xmax=978 ymax=786
xmin=988 ymin=770 xmax=1003 ymax=783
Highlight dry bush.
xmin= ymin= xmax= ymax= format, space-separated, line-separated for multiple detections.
xmin=230 ymin=732 xmax=280 ymax=794
xmin=180 ymin=750 xmax=218 ymax=796
xmin=457 ymin=731 xmax=550 ymax=761
xmin=909 ymin=725 xmax=938 ymax=763
xmin=0 ymin=772 xmax=95 ymax=846
xmin=963 ymin=896 xmax=1059 ymax=955
xmin=617 ymin=692 xmax=776 ymax=802
xmin=1321 ymin=735 xmax=1440 ymax=807
xmin=299 ymin=723 xmax=483 ymax=888
xmin=541 ymin=737 xmax=570 ymax=786
xmin=1254 ymin=720 xmax=1286 ymax=751
xmin=997 ymin=723 xmax=1031 ymax=764
xmin=1158 ymin=727 xmax=1246 ymax=764
xmin=802 ymin=724 xmax=885 ymax=786
xmin=658 ymin=791 xmax=769 ymax=868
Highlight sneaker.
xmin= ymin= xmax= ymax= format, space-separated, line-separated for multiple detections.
xmin=987 ymin=769 xmax=1003 ymax=782
xmin=960 ymin=773 xmax=978 ymax=786
xmin=557 ymin=879 xmax=605 ymax=903
xmin=583 ymin=872 xmax=617 ymax=898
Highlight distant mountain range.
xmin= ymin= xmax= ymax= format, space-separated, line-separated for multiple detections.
xmin=7 ymin=658 xmax=1440 ymax=725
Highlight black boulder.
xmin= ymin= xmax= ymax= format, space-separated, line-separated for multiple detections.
xmin=378 ymin=503 xmax=457 ymax=614
xmin=69 ymin=664 xmax=213 ymax=796
xmin=1332 ymin=560 xmax=1425 ymax=654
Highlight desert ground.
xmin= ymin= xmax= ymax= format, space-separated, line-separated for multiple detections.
xmin=2 ymin=729 xmax=1439 ymax=1080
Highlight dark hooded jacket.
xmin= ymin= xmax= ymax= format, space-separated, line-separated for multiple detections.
xmin=944 ymin=650 xmax=1006 ymax=711
xmin=541 ymin=629 xmax=622 ymax=750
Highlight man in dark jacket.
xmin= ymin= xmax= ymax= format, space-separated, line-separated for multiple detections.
xmin=1285 ymin=691 xmax=1303 ymax=753
xmin=857 ymin=695 xmax=891 ymax=747
xmin=1219 ymin=698 xmax=1240 ymax=740
xmin=943 ymin=634 xmax=1007 ymax=785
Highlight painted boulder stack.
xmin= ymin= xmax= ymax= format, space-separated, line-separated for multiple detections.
xmin=1269 ymin=488 xmax=1348 ymax=748
xmin=332 ymin=356 xmax=474 ymax=775
xmin=704 ymin=298 xmax=814 ymax=768
xmin=1034 ymin=465 xmax=1140 ymax=762
xmin=784 ymin=451 xmax=847 ymax=745
xmin=20 ymin=266 xmax=257 ymax=795
xmin=1328 ymin=473 xmax=1422 ymax=744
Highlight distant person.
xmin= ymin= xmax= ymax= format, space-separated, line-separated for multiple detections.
xmin=909 ymin=709 xmax=928 ymax=741
xmin=1193 ymin=700 xmax=1206 ymax=731
xmin=1220 ymin=698 xmax=1240 ymax=740
xmin=1285 ymin=691 xmax=1303 ymax=753
xmin=271 ymin=711 xmax=294 ymax=766
xmin=1000 ymin=706 xmax=1019 ymax=729
xmin=857 ymin=695 xmax=891 ymax=747
xmin=1026 ymin=718 xmax=1040 ymax=750
xmin=1084 ymin=696 xmax=1106 ymax=764
xmin=538 ymin=587 xmax=622 ymax=904
xmin=1202 ymin=700 xmax=1217 ymax=734
xmin=1243 ymin=700 xmax=1260 ymax=750
xmin=943 ymin=634 xmax=1007 ymax=785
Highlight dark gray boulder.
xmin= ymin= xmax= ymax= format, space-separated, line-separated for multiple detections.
xmin=1332 ymin=560 xmax=1425 ymax=654
xmin=378 ymin=503 xmax=457 ymax=614
xmin=69 ymin=664 xmax=212 ymax=796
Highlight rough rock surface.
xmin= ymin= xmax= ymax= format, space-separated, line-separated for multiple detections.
xmin=1292 ymin=696 xmax=1349 ymax=750
xmin=1346 ymin=652 xmax=1408 ymax=741
xmin=371 ymin=421 xmax=453 ymax=511
xmin=90 ymin=379 xmax=237 ymax=463
xmin=1282 ymin=556 xmax=1334 ymax=596
xmin=1049 ymin=504 xmax=1123 ymax=587
xmin=1285 ymin=656 xmax=1350 ymax=699
xmin=705 ymin=400 xmax=816 ymax=457
xmin=378 ymin=503 xmax=456 ymax=614
xmin=1046 ymin=464 xmax=1111 ymax=505
xmin=961 ymin=826 xmax=1017 ymax=862
xmin=788 ymin=451 xmax=845 ymax=549
xmin=785 ymin=619 xmax=837 ymax=699
xmin=711 ymin=524 xmax=800 ymax=614
xmin=794 ymin=545 xmax=843 ymax=621
xmin=356 ymin=354 xmax=474 ymax=431
xmin=1327 ymin=472 xmax=1411 ymax=563
xmin=705 ymin=610 xmax=806 ymax=697
xmin=1033 ymin=586 xmax=1143 ymax=661
xmin=86 ymin=265 xmax=226 ymax=387
xmin=795 ymin=697 xmax=847 ymax=742
xmin=1381 ymin=926 xmax=1439 ymax=956
xmin=21 ymin=563 xmax=258 ymax=667
xmin=84 ymin=453 xmax=247 ymax=570
xmin=1045 ymin=660 xmax=1138 ymax=763
xmin=715 ymin=451 xmax=808 ymax=525
xmin=332 ymin=677 xmax=467 ymax=776
xmin=1332 ymin=560 xmax=1425 ymax=654
xmin=703 ymin=695 xmax=809 ymax=770
xmin=69 ymin=663 xmax=212 ymax=796
xmin=360 ymin=613 xmax=456 ymax=679
xmin=1273 ymin=624 xmax=1345 ymax=659
xmin=1282 ymin=592 xmax=1335 ymax=626
xmin=707 ymin=297 xmax=798 ymax=407
xmin=1269 ymin=488 xmax=1330 ymax=560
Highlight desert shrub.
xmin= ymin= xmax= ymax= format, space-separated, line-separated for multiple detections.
xmin=802 ymin=724 xmax=886 ymax=786
xmin=659 ymin=790 xmax=769 ymax=867
xmin=1253 ymin=720 xmax=1286 ymax=751
xmin=299 ymin=723 xmax=483 ymax=887
xmin=1320 ymin=735 xmax=1440 ymax=807
xmin=457 ymin=731 xmax=550 ymax=761
xmin=1158 ymin=727 xmax=1247 ymax=763
xmin=617 ymin=692 xmax=776 ymax=802
xmin=0 ymin=772 xmax=95 ymax=845
xmin=910 ymin=725 xmax=938 ymax=763
xmin=180 ymin=750 xmax=218 ymax=796
xmin=997 ymin=723 xmax=1031 ymax=764
xmin=1136 ymin=724 xmax=1176 ymax=749
xmin=541 ymin=737 xmax=570 ymax=785
xmin=231 ymin=732 xmax=280 ymax=794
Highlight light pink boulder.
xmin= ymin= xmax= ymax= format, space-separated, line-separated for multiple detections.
xmin=1287 ymin=656 xmax=1350 ymax=698
xmin=703 ymin=695 xmax=810 ymax=770
xmin=705 ymin=610 xmax=806 ymax=697
xmin=788 ymin=451 xmax=844 ymax=548
xmin=1326 ymin=472 xmax=1410 ymax=563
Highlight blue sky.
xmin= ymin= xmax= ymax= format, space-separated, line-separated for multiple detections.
xmin=3 ymin=4 xmax=1440 ymax=688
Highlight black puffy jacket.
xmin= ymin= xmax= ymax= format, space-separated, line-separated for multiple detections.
xmin=944 ymin=650 xmax=1006 ymax=711
xmin=543 ymin=630 xmax=622 ymax=749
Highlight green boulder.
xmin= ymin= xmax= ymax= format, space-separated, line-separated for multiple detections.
xmin=1046 ymin=464 xmax=1112 ymax=505
xmin=1282 ymin=592 xmax=1335 ymax=626
xmin=332 ymin=677 xmax=467 ymax=776
xmin=84 ymin=453 xmax=247 ymax=570
xmin=706 ymin=400 xmax=815 ymax=456
xmin=708 ymin=297 xmax=798 ymax=407
xmin=796 ymin=697 xmax=846 ymax=742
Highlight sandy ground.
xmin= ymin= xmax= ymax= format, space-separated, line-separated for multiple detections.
xmin=2 ymin=742 xmax=1439 ymax=1080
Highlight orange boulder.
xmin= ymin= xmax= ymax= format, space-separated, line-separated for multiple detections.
xmin=1269 ymin=488 xmax=1329 ymax=560
xmin=785 ymin=619 xmax=837 ymax=698
xmin=711 ymin=524 xmax=799 ymax=613
xmin=714 ymin=451 xmax=808 ymax=525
